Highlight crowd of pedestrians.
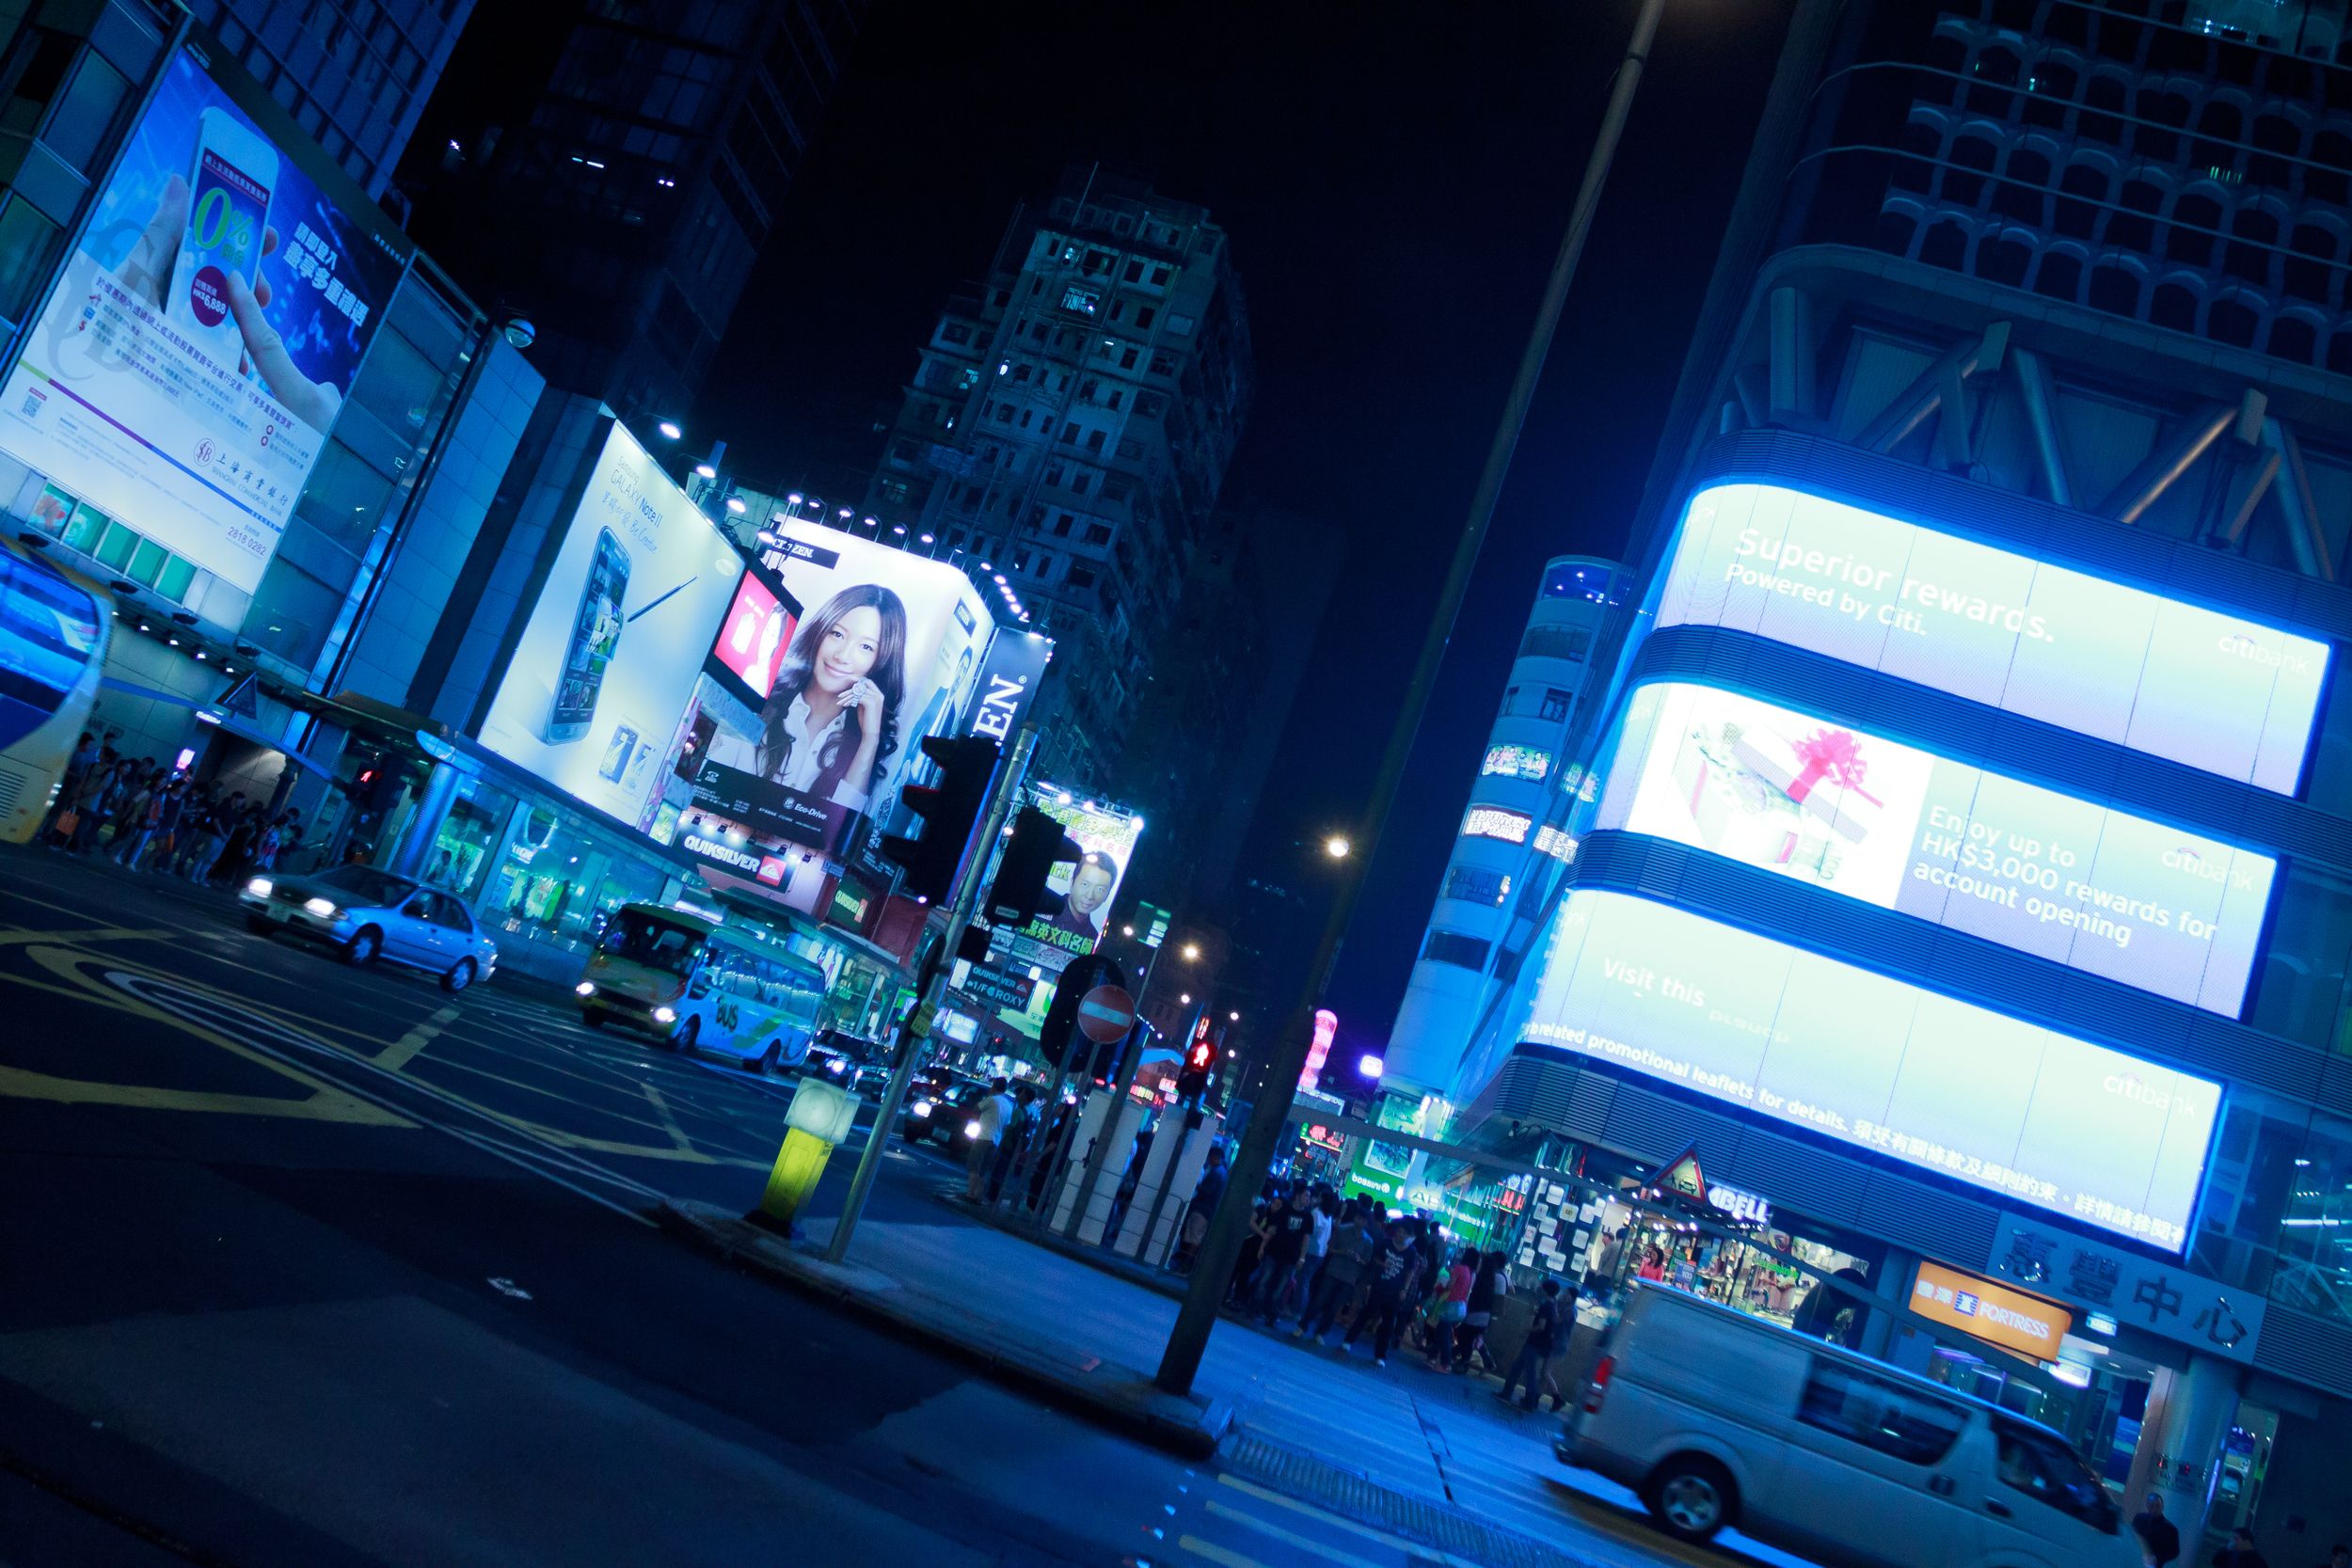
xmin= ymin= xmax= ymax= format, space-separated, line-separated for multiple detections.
xmin=1202 ymin=1173 xmax=1574 ymax=1406
xmin=36 ymin=732 xmax=305 ymax=882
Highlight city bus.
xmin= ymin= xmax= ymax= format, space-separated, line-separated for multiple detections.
xmin=574 ymin=902 xmax=828 ymax=1074
xmin=0 ymin=536 xmax=109 ymax=845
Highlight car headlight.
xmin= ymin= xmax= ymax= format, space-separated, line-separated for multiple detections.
xmin=911 ymin=1101 xmax=933 ymax=1117
xmin=653 ymin=1006 xmax=676 ymax=1024
xmin=827 ymin=1059 xmax=846 ymax=1074
xmin=963 ymin=1120 xmax=983 ymax=1139
xmin=303 ymin=897 xmax=337 ymax=917
xmin=576 ymin=981 xmax=596 ymax=997
xmin=246 ymin=877 xmax=273 ymax=897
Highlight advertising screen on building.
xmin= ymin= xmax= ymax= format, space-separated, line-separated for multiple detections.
xmin=1909 ymin=1260 xmax=2071 ymax=1361
xmin=1657 ymin=483 xmax=2330 ymax=795
xmin=704 ymin=565 xmax=794 ymax=710
xmin=477 ymin=422 xmax=744 ymax=827
xmin=1597 ymin=682 xmax=2278 ymax=1015
xmin=705 ymin=524 xmax=992 ymax=855
xmin=0 ymin=48 xmax=408 ymax=594
xmin=1522 ymin=890 xmax=2220 ymax=1249
xmin=993 ymin=784 xmax=1143 ymax=978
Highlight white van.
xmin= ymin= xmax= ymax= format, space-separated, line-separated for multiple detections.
xmin=1560 ymin=1284 xmax=2137 ymax=1568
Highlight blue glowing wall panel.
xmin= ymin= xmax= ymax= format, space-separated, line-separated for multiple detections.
xmin=1657 ymin=484 xmax=2331 ymax=795
xmin=1596 ymin=683 xmax=2278 ymax=1015
xmin=1522 ymin=890 xmax=2220 ymax=1250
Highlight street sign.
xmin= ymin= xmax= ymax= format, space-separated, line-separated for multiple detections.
xmin=1076 ymin=984 xmax=1136 ymax=1043
xmin=961 ymin=961 xmax=1036 ymax=1012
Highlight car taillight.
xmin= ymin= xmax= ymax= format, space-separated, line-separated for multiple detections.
xmin=1583 ymin=1354 xmax=1614 ymax=1415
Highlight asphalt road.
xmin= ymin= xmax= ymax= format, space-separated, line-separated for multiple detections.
xmin=0 ymin=843 xmax=1737 ymax=1568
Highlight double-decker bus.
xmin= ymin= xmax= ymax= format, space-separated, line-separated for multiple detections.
xmin=0 ymin=536 xmax=108 ymax=844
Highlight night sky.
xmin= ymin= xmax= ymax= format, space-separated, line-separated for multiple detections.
xmin=694 ymin=0 xmax=1799 ymax=1039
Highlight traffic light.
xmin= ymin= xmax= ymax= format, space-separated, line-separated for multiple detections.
xmin=1176 ymin=1018 xmax=1218 ymax=1101
xmin=1037 ymin=952 xmax=1126 ymax=1069
xmin=988 ymin=806 xmax=1086 ymax=927
xmin=881 ymin=736 xmax=999 ymax=903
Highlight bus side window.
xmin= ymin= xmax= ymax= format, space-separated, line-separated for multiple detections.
xmin=687 ymin=949 xmax=713 ymax=999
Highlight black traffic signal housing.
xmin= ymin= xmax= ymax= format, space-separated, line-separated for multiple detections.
xmin=880 ymin=736 xmax=1000 ymax=903
xmin=1176 ymin=1018 xmax=1218 ymax=1101
xmin=988 ymin=806 xmax=1087 ymax=927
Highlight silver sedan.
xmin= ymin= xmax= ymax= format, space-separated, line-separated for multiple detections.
xmin=238 ymin=863 xmax=500 ymax=992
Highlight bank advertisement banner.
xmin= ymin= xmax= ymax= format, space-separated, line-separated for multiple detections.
xmin=1657 ymin=483 xmax=2330 ymax=795
xmin=1597 ymin=682 xmax=2277 ymax=1015
xmin=0 ymin=48 xmax=408 ymax=594
xmin=1522 ymin=890 xmax=2220 ymax=1249
xmin=478 ymin=422 xmax=743 ymax=826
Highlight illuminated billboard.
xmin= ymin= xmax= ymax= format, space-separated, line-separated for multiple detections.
xmin=477 ymin=422 xmax=744 ymax=826
xmin=704 ymin=566 xmax=794 ymax=708
xmin=993 ymin=784 xmax=1143 ymax=976
xmin=1597 ymin=682 xmax=2277 ymax=1015
xmin=0 ymin=48 xmax=407 ymax=594
xmin=1657 ymin=483 xmax=2330 ymax=795
xmin=1522 ymin=890 xmax=2219 ymax=1249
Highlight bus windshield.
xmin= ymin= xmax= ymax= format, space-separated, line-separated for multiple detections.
xmin=599 ymin=910 xmax=706 ymax=974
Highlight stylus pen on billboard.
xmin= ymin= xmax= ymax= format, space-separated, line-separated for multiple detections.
xmin=625 ymin=576 xmax=697 ymax=624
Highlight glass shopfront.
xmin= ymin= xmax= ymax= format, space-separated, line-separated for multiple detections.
xmin=419 ymin=775 xmax=515 ymax=900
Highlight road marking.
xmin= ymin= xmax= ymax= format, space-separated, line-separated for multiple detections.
xmin=1213 ymin=1474 xmax=1477 ymax=1566
xmin=376 ymin=1005 xmax=460 ymax=1070
xmin=642 ymin=1079 xmax=695 ymax=1151
xmin=1201 ymin=1499 xmax=1387 ymax=1568
xmin=1178 ymin=1537 xmax=1274 ymax=1568
xmin=0 ymin=927 xmax=179 ymax=945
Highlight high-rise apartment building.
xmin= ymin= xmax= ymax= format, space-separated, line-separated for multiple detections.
xmin=185 ymin=0 xmax=475 ymax=198
xmin=1377 ymin=557 xmax=1625 ymax=1099
xmin=1440 ymin=0 xmax=2352 ymax=1549
xmin=864 ymin=164 xmax=1257 ymax=795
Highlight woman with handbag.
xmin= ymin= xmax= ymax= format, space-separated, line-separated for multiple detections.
xmin=1421 ymin=1247 xmax=1474 ymax=1368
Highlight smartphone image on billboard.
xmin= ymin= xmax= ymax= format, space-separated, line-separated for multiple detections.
xmin=166 ymin=107 xmax=278 ymax=373
xmin=546 ymin=528 xmax=629 ymax=743
xmin=598 ymin=724 xmax=638 ymax=784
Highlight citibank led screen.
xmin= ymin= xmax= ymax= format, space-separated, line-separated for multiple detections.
xmin=1656 ymin=483 xmax=2330 ymax=795
xmin=1522 ymin=890 xmax=2219 ymax=1250
xmin=1596 ymin=682 xmax=2277 ymax=1015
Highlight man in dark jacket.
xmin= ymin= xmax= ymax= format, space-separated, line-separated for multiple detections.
xmin=2133 ymin=1492 xmax=2182 ymax=1568
xmin=2214 ymin=1529 xmax=2268 ymax=1568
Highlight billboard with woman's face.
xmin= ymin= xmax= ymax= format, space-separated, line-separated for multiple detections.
xmin=701 ymin=525 xmax=990 ymax=858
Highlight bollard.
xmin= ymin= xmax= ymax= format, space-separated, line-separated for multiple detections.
xmin=750 ymin=1075 xmax=862 ymax=1236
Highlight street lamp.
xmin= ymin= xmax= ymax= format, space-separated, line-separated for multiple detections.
xmin=1325 ymin=835 xmax=1351 ymax=859
xmin=1182 ymin=942 xmax=1200 ymax=961
xmin=657 ymin=420 xmax=682 ymax=440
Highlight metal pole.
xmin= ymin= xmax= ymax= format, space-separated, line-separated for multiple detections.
xmin=827 ymin=723 xmax=1038 ymax=1263
xmin=1152 ymin=0 xmax=1667 ymax=1397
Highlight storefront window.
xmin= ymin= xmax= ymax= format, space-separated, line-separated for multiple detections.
xmin=583 ymin=854 xmax=669 ymax=950
xmin=2192 ymin=1089 xmax=2309 ymax=1295
xmin=421 ymin=777 xmax=516 ymax=901
xmin=485 ymin=808 xmax=603 ymax=949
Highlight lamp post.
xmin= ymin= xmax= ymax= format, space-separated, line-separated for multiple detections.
xmin=1152 ymin=0 xmax=1670 ymax=1398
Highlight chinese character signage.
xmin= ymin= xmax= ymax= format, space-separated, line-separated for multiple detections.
xmin=1988 ymin=1214 xmax=2262 ymax=1362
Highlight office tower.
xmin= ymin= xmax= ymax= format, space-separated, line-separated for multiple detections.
xmin=1442 ymin=0 xmax=2352 ymax=1546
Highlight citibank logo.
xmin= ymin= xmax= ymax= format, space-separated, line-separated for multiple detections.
xmin=2105 ymin=1071 xmax=2174 ymax=1110
xmin=2218 ymin=632 xmax=2312 ymax=673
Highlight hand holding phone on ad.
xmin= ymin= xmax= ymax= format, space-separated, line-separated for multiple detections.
xmin=121 ymin=108 xmax=343 ymax=432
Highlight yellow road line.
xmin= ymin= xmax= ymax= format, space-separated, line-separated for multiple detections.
xmin=0 ymin=1063 xmax=409 ymax=1122
xmin=1177 ymin=1536 xmax=1274 ymax=1568
xmin=0 ymin=927 xmax=179 ymax=945
xmin=642 ymin=1080 xmax=694 ymax=1151
xmin=377 ymin=1005 xmax=461 ymax=1070
xmin=1201 ymin=1498 xmax=1387 ymax=1568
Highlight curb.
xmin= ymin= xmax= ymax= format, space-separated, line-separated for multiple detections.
xmin=650 ymin=1198 xmax=1231 ymax=1460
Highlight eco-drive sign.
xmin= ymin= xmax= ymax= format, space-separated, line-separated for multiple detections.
xmin=1657 ymin=483 xmax=2331 ymax=795
xmin=1522 ymin=890 xmax=2220 ymax=1251
xmin=1597 ymin=682 xmax=2278 ymax=1015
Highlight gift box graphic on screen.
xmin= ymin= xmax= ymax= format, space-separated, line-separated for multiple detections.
xmin=1672 ymin=722 xmax=1850 ymax=879
xmin=1729 ymin=723 xmax=1884 ymax=844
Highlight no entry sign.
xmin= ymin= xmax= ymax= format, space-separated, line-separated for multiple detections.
xmin=1076 ymin=985 xmax=1136 ymax=1044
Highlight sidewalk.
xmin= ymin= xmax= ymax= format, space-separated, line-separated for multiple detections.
xmin=655 ymin=1190 xmax=1712 ymax=1568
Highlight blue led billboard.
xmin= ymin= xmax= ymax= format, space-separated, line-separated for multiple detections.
xmin=1522 ymin=890 xmax=2219 ymax=1249
xmin=1657 ymin=483 xmax=2331 ymax=795
xmin=1596 ymin=682 xmax=2278 ymax=1015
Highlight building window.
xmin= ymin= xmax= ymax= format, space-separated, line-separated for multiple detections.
xmin=1136 ymin=307 xmax=1155 ymax=329
xmin=1054 ymin=514 xmax=1074 ymax=536
xmin=1045 ymin=462 xmax=1065 ymax=486
xmin=1120 ymin=347 xmax=1139 ymax=370
xmin=1443 ymin=865 xmax=1505 ymax=905
xmin=994 ymin=404 xmax=1012 ymax=422
xmin=1537 ymin=688 xmax=1572 ymax=721
xmin=1060 ymin=421 xmax=1080 ymax=444
xmin=1123 ymin=259 xmax=1144 ymax=282
xmin=1068 ymin=471 xmax=1089 ymax=495
xmin=1086 ymin=430 xmax=1106 ymax=451
xmin=1061 ymin=285 xmax=1099 ymax=313
xmin=1084 ymin=522 xmax=1113 ymax=545
xmin=1460 ymin=807 xmax=1532 ymax=844
xmin=1422 ymin=931 xmax=1490 ymax=970
xmin=939 ymin=322 xmax=971 ymax=343
xmin=1520 ymin=625 xmax=1592 ymax=662
xmin=1480 ymin=744 xmax=1551 ymax=781
xmin=1150 ymin=352 xmax=1176 ymax=375
xmin=1165 ymin=308 xmax=1190 ymax=329
xmin=1067 ymin=564 xmax=1096 ymax=586
xmin=1117 ymin=437 xmax=1145 ymax=459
